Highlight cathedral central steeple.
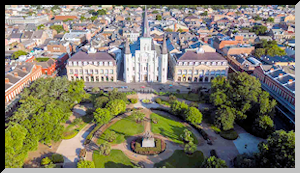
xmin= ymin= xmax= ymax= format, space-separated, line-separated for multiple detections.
xmin=143 ymin=5 xmax=150 ymax=38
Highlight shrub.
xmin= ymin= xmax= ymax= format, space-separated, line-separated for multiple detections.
xmin=189 ymin=102 xmax=198 ymax=108
xmin=41 ymin=157 xmax=52 ymax=166
xmin=142 ymin=99 xmax=151 ymax=104
xmin=202 ymin=156 xmax=228 ymax=168
xmin=152 ymin=117 xmax=158 ymax=124
xmin=168 ymin=95 xmax=177 ymax=103
xmin=184 ymin=107 xmax=203 ymax=125
xmin=44 ymin=162 xmax=56 ymax=168
xmin=99 ymin=142 xmax=111 ymax=156
xmin=155 ymin=98 xmax=162 ymax=104
xmin=130 ymin=98 xmax=138 ymax=104
xmin=51 ymin=154 xmax=64 ymax=163
xmin=220 ymin=129 xmax=239 ymax=140
xmin=210 ymin=125 xmax=221 ymax=133
xmin=77 ymin=160 xmax=95 ymax=168
xmin=180 ymin=129 xmax=194 ymax=143
xmin=184 ymin=141 xmax=197 ymax=155
xmin=94 ymin=96 xmax=109 ymax=109
xmin=132 ymin=111 xmax=145 ymax=123
xmin=105 ymin=131 xmax=117 ymax=142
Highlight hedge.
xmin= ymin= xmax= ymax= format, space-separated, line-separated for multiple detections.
xmin=51 ymin=154 xmax=64 ymax=163
xmin=130 ymin=98 xmax=138 ymax=104
xmin=131 ymin=137 xmax=166 ymax=155
xmin=220 ymin=129 xmax=239 ymax=140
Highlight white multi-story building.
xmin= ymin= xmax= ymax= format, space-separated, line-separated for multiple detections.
xmin=123 ymin=6 xmax=168 ymax=83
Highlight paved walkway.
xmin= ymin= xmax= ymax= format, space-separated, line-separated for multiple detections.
xmin=56 ymin=123 xmax=96 ymax=168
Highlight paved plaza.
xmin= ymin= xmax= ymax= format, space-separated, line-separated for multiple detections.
xmin=84 ymin=80 xmax=211 ymax=93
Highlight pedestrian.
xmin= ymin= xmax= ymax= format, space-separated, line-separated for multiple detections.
xmin=245 ymin=144 xmax=247 ymax=149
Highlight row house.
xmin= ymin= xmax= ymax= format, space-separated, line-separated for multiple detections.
xmin=66 ymin=47 xmax=117 ymax=82
xmin=5 ymin=62 xmax=42 ymax=106
xmin=253 ymin=64 xmax=295 ymax=116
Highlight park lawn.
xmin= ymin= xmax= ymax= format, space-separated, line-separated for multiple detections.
xmin=97 ymin=115 xmax=144 ymax=145
xmin=93 ymin=149 xmax=135 ymax=168
xmin=150 ymin=113 xmax=198 ymax=145
xmin=154 ymin=150 xmax=205 ymax=168
xmin=174 ymin=93 xmax=202 ymax=102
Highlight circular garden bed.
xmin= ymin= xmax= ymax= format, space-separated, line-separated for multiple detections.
xmin=130 ymin=137 xmax=166 ymax=155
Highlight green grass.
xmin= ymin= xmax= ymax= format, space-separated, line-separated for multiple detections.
xmin=35 ymin=57 xmax=50 ymax=62
xmin=62 ymin=118 xmax=88 ymax=140
xmin=93 ymin=149 xmax=135 ymax=168
xmin=150 ymin=113 xmax=198 ymax=145
xmin=97 ymin=115 xmax=144 ymax=145
xmin=154 ymin=150 xmax=205 ymax=168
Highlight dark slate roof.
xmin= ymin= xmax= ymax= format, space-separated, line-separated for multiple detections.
xmin=69 ymin=51 xmax=116 ymax=64
xmin=268 ymin=69 xmax=286 ymax=78
xmin=177 ymin=51 xmax=226 ymax=61
xmin=189 ymin=41 xmax=205 ymax=49
xmin=276 ymin=75 xmax=295 ymax=85
xmin=285 ymin=82 xmax=295 ymax=92
xmin=8 ymin=33 xmax=22 ymax=39
xmin=31 ymin=30 xmax=44 ymax=39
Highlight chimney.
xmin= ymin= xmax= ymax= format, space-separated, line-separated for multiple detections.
xmin=279 ymin=73 xmax=283 ymax=77
xmin=270 ymin=68 xmax=274 ymax=72
xmin=5 ymin=78 xmax=9 ymax=83
xmin=288 ymin=79 xmax=293 ymax=83
xmin=22 ymin=67 xmax=26 ymax=72
xmin=14 ymin=72 xmax=18 ymax=77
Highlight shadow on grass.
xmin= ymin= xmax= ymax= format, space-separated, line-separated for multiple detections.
xmin=104 ymin=161 xmax=134 ymax=168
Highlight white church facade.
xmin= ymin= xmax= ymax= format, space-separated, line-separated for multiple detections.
xmin=123 ymin=6 xmax=168 ymax=83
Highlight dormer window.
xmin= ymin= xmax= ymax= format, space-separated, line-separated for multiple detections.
xmin=109 ymin=62 xmax=113 ymax=66
xmin=94 ymin=61 xmax=98 ymax=66
xmin=99 ymin=61 xmax=103 ymax=66
xmin=206 ymin=62 xmax=211 ymax=66
xmin=73 ymin=61 xmax=77 ymax=66
xmin=184 ymin=62 xmax=188 ymax=66
xmin=78 ymin=61 xmax=82 ymax=66
xmin=178 ymin=62 xmax=182 ymax=66
xmin=104 ymin=62 xmax=108 ymax=66
xmin=83 ymin=61 xmax=87 ymax=66
xmin=189 ymin=62 xmax=194 ymax=66
xmin=68 ymin=61 xmax=73 ymax=66
xmin=195 ymin=62 xmax=199 ymax=66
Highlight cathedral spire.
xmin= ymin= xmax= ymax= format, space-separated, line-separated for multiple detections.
xmin=125 ymin=39 xmax=131 ymax=54
xmin=162 ymin=34 xmax=168 ymax=54
xmin=143 ymin=5 xmax=150 ymax=38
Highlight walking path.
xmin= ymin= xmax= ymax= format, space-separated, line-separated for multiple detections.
xmin=56 ymin=123 xmax=96 ymax=168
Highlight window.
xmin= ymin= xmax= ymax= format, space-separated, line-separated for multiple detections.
xmin=178 ymin=62 xmax=182 ymax=66
xmin=109 ymin=62 xmax=113 ymax=66
xmin=110 ymin=69 xmax=113 ymax=74
xmin=79 ymin=69 xmax=83 ymax=74
xmin=183 ymin=70 xmax=187 ymax=74
xmin=95 ymin=69 xmax=98 ymax=74
xmin=78 ymin=61 xmax=82 ymax=66
xmin=99 ymin=61 xmax=103 ymax=66
xmin=189 ymin=62 xmax=193 ymax=66
xmin=206 ymin=62 xmax=210 ymax=66
xmin=83 ymin=61 xmax=87 ymax=66
xmin=68 ymin=61 xmax=73 ymax=66
xmin=100 ymin=69 xmax=104 ymax=74
xmin=104 ymin=62 xmax=108 ymax=66
xmin=84 ymin=70 xmax=88 ymax=74
xmin=69 ymin=69 xmax=73 ymax=74
xmin=75 ymin=69 xmax=78 ymax=74
xmin=194 ymin=70 xmax=198 ymax=75
xmin=210 ymin=70 xmax=215 ymax=75
xmin=105 ymin=69 xmax=108 ymax=74
xmin=178 ymin=70 xmax=182 ymax=75
xmin=184 ymin=62 xmax=188 ymax=66
xmin=195 ymin=62 xmax=199 ymax=66
xmin=94 ymin=61 xmax=98 ymax=66
xmin=188 ymin=70 xmax=192 ymax=74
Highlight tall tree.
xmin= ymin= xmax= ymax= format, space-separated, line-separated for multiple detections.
xmin=257 ymin=130 xmax=295 ymax=168
xmin=93 ymin=108 xmax=112 ymax=125
xmin=202 ymin=156 xmax=228 ymax=168
xmin=5 ymin=123 xmax=29 ymax=168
